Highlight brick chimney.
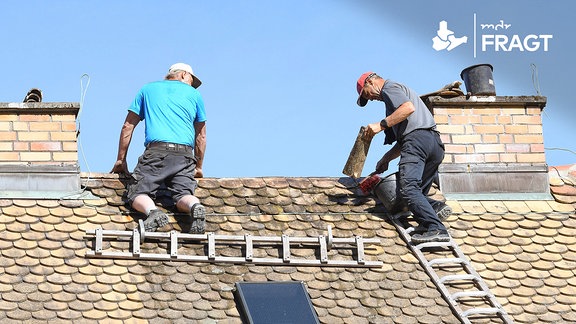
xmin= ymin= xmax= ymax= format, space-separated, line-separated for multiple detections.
xmin=0 ymin=101 xmax=81 ymax=197
xmin=427 ymin=95 xmax=551 ymax=200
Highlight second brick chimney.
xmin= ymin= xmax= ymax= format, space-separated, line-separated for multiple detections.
xmin=0 ymin=102 xmax=80 ymax=198
xmin=427 ymin=95 xmax=550 ymax=200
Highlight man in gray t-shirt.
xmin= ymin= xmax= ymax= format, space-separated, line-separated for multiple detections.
xmin=356 ymin=71 xmax=452 ymax=244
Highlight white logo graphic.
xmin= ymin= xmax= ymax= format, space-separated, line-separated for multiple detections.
xmin=432 ymin=20 xmax=468 ymax=51
xmin=432 ymin=16 xmax=553 ymax=57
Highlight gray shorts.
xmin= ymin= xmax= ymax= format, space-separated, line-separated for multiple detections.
xmin=126 ymin=147 xmax=198 ymax=205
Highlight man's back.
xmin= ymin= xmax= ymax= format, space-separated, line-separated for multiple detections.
xmin=130 ymin=80 xmax=206 ymax=147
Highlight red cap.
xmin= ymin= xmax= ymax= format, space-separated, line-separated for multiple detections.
xmin=356 ymin=71 xmax=374 ymax=107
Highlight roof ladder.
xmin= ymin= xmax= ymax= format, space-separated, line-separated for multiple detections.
xmin=84 ymin=225 xmax=383 ymax=268
xmin=388 ymin=212 xmax=514 ymax=324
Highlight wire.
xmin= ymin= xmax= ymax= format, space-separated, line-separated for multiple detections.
xmin=530 ymin=63 xmax=541 ymax=96
xmin=77 ymin=74 xmax=92 ymax=188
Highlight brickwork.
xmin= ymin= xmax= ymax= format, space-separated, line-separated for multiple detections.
xmin=431 ymin=98 xmax=547 ymax=165
xmin=0 ymin=103 xmax=79 ymax=165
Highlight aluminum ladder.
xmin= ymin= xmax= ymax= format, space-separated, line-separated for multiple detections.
xmin=389 ymin=213 xmax=514 ymax=324
xmin=84 ymin=224 xmax=383 ymax=268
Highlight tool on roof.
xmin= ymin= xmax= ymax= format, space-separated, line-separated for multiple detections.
xmin=343 ymin=126 xmax=372 ymax=178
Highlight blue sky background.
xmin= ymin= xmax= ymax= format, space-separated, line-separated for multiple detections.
xmin=1 ymin=0 xmax=574 ymax=177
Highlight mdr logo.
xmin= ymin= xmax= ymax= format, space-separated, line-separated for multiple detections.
xmin=432 ymin=14 xmax=553 ymax=57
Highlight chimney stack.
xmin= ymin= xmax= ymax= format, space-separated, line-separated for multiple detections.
xmin=0 ymin=101 xmax=80 ymax=198
xmin=427 ymin=95 xmax=550 ymax=200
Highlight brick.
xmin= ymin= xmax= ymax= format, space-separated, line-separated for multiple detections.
xmin=62 ymin=122 xmax=77 ymax=132
xmin=0 ymin=143 xmax=13 ymax=151
xmin=514 ymin=134 xmax=543 ymax=144
xmin=445 ymin=144 xmax=468 ymax=154
xmin=474 ymin=125 xmax=504 ymax=134
xmin=52 ymin=152 xmax=78 ymax=162
xmin=13 ymin=142 xmax=28 ymax=151
xmin=12 ymin=122 xmax=29 ymax=131
xmin=0 ymin=114 xmax=18 ymax=121
xmin=454 ymin=154 xmax=485 ymax=163
xmin=62 ymin=142 xmax=78 ymax=152
xmin=20 ymin=152 xmax=51 ymax=161
xmin=498 ymin=134 xmax=514 ymax=144
xmin=482 ymin=135 xmax=498 ymax=143
xmin=506 ymin=144 xmax=530 ymax=153
xmin=18 ymin=131 xmax=50 ymax=141
xmin=433 ymin=115 xmax=448 ymax=124
xmin=0 ymin=152 xmax=20 ymax=161
xmin=0 ymin=131 xmax=17 ymax=141
xmin=530 ymin=144 xmax=545 ymax=153
xmin=480 ymin=115 xmax=497 ymax=124
xmin=475 ymin=144 xmax=505 ymax=153
xmin=52 ymin=114 xmax=77 ymax=122
xmin=435 ymin=108 xmax=463 ymax=115
xmin=499 ymin=154 xmax=517 ymax=163
xmin=439 ymin=134 xmax=451 ymax=144
xmin=452 ymin=134 xmax=482 ymax=144
xmin=484 ymin=154 xmax=501 ymax=162
xmin=442 ymin=155 xmax=453 ymax=163
xmin=450 ymin=115 xmax=481 ymax=124
xmin=50 ymin=132 xmax=77 ymax=141
xmin=30 ymin=122 xmax=61 ymax=131
xmin=437 ymin=124 xmax=465 ymax=134
xmin=19 ymin=114 xmax=51 ymax=122
xmin=471 ymin=108 xmax=501 ymax=115
xmin=31 ymin=142 xmax=62 ymax=152
xmin=512 ymin=115 xmax=542 ymax=125
xmin=497 ymin=115 xmax=512 ymax=124
xmin=0 ymin=121 xmax=10 ymax=131
xmin=505 ymin=125 xmax=528 ymax=134
xmin=517 ymin=153 xmax=546 ymax=163
xmin=526 ymin=108 xmax=543 ymax=115
xmin=501 ymin=108 xmax=525 ymax=115
xmin=528 ymin=125 xmax=543 ymax=134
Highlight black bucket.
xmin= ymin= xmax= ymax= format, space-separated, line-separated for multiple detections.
xmin=460 ymin=64 xmax=496 ymax=96
xmin=372 ymin=172 xmax=408 ymax=214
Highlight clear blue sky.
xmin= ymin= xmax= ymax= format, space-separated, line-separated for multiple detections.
xmin=1 ymin=1 xmax=574 ymax=177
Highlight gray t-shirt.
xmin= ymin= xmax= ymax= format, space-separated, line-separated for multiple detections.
xmin=381 ymin=80 xmax=436 ymax=142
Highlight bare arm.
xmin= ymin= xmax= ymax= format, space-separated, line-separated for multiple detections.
xmin=193 ymin=121 xmax=206 ymax=178
xmin=363 ymin=101 xmax=415 ymax=174
xmin=375 ymin=142 xmax=401 ymax=174
xmin=111 ymin=111 xmax=140 ymax=174
xmin=363 ymin=101 xmax=415 ymax=139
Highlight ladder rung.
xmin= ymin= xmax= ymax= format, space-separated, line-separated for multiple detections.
xmin=462 ymin=307 xmax=503 ymax=317
xmin=414 ymin=241 xmax=452 ymax=249
xmin=427 ymin=258 xmax=466 ymax=266
xmin=451 ymin=291 xmax=489 ymax=300
xmin=439 ymin=274 xmax=478 ymax=284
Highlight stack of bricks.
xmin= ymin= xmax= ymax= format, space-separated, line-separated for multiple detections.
xmin=430 ymin=97 xmax=547 ymax=166
xmin=0 ymin=102 xmax=79 ymax=166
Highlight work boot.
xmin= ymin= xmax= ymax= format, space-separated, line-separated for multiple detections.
xmin=189 ymin=203 xmax=206 ymax=234
xmin=411 ymin=229 xmax=450 ymax=244
xmin=434 ymin=202 xmax=452 ymax=221
xmin=143 ymin=209 xmax=169 ymax=232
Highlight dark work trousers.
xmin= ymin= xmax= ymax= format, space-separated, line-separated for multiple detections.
xmin=397 ymin=129 xmax=446 ymax=231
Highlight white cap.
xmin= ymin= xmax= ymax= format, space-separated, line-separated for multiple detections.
xmin=169 ymin=63 xmax=202 ymax=88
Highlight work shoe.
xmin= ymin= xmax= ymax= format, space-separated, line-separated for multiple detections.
xmin=143 ymin=209 xmax=169 ymax=232
xmin=411 ymin=229 xmax=450 ymax=244
xmin=189 ymin=203 xmax=206 ymax=234
xmin=434 ymin=203 xmax=452 ymax=221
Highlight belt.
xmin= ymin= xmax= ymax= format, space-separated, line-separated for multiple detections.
xmin=146 ymin=142 xmax=192 ymax=153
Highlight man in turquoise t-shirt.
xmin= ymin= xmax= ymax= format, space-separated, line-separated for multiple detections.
xmin=112 ymin=63 xmax=207 ymax=234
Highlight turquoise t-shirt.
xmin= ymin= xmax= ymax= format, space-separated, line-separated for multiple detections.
xmin=129 ymin=80 xmax=206 ymax=147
